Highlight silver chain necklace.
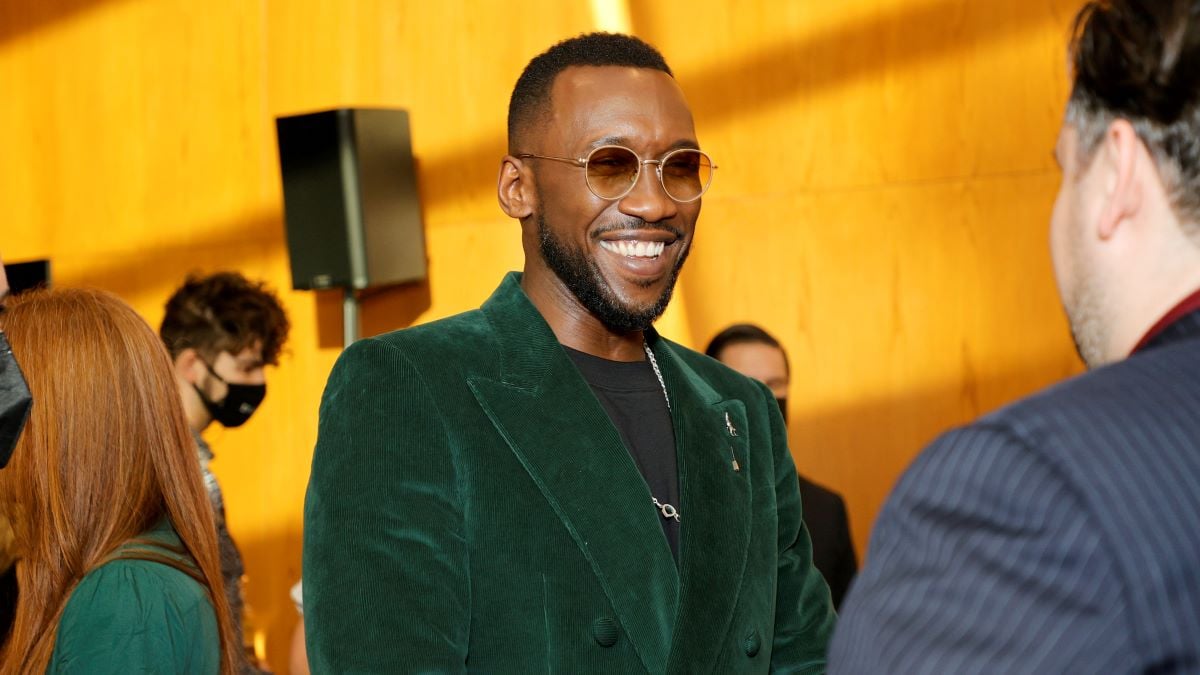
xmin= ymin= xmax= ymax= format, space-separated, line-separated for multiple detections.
xmin=643 ymin=341 xmax=679 ymax=522
xmin=643 ymin=340 xmax=670 ymax=410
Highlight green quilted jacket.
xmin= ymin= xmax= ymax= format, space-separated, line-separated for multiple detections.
xmin=49 ymin=519 xmax=220 ymax=674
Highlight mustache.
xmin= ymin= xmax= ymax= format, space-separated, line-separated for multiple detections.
xmin=590 ymin=219 xmax=685 ymax=240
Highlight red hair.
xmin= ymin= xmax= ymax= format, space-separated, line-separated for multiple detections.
xmin=0 ymin=288 xmax=236 ymax=673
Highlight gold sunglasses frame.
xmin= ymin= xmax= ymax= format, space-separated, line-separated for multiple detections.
xmin=517 ymin=144 xmax=717 ymax=203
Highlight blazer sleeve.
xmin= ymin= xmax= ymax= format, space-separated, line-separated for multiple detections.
xmin=768 ymin=386 xmax=837 ymax=673
xmin=828 ymin=423 xmax=1132 ymax=673
xmin=304 ymin=337 xmax=469 ymax=673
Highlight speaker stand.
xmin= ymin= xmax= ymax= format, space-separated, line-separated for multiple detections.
xmin=343 ymin=288 xmax=360 ymax=345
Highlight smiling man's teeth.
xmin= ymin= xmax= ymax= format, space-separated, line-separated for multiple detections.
xmin=600 ymin=240 xmax=666 ymax=258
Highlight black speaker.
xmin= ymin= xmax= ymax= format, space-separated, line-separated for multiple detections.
xmin=276 ymin=108 xmax=426 ymax=291
xmin=5 ymin=259 xmax=50 ymax=295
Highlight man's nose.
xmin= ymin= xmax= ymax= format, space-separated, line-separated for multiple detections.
xmin=617 ymin=164 xmax=678 ymax=223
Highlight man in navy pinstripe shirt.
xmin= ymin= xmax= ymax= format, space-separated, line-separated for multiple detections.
xmin=831 ymin=1 xmax=1200 ymax=671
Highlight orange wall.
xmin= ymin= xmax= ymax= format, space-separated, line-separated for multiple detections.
xmin=1 ymin=0 xmax=1084 ymax=669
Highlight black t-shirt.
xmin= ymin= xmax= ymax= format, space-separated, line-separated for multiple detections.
xmin=564 ymin=346 xmax=680 ymax=561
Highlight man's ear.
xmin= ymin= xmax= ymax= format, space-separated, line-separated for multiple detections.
xmin=1097 ymin=119 xmax=1145 ymax=240
xmin=173 ymin=348 xmax=204 ymax=384
xmin=498 ymin=156 xmax=535 ymax=219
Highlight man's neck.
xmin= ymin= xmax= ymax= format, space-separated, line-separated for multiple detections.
xmin=560 ymin=324 xmax=647 ymax=362
xmin=1115 ymin=278 xmax=1200 ymax=359
xmin=521 ymin=268 xmax=646 ymax=362
xmin=178 ymin=379 xmax=213 ymax=435
xmin=187 ymin=409 xmax=212 ymax=436
xmin=1105 ymin=240 xmax=1200 ymax=361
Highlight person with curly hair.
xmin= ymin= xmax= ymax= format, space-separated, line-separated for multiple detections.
xmin=161 ymin=271 xmax=289 ymax=674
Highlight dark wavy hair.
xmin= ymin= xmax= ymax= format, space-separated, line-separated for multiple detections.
xmin=507 ymin=32 xmax=672 ymax=153
xmin=160 ymin=272 xmax=290 ymax=366
xmin=1067 ymin=0 xmax=1200 ymax=224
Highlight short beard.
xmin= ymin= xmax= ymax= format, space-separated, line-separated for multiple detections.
xmin=537 ymin=211 xmax=688 ymax=333
xmin=1063 ymin=248 xmax=1109 ymax=369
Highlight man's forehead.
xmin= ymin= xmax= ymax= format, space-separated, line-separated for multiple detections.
xmin=546 ymin=65 xmax=696 ymax=150
xmin=553 ymin=64 xmax=672 ymax=88
xmin=721 ymin=342 xmax=788 ymax=375
xmin=229 ymin=342 xmax=264 ymax=364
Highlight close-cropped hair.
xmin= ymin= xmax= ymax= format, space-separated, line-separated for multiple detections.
xmin=507 ymin=32 xmax=673 ymax=152
xmin=0 ymin=288 xmax=237 ymax=673
xmin=1066 ymin=0 xmax=1200 ymax=225
xmin=160 ymin=271 xmax=290 ymax=365
xmin=704 ymin=323 xmax=791 ymax=376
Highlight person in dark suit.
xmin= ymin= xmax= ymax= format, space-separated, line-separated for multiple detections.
xmin=707 ymin=323 xmax=858 ymax=608
xmin=303 ymin=33 xmax=835 ymax=672
xmin=830 ymin=1 xmax=1200 ymax=670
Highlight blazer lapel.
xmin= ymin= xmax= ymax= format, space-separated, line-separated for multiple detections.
xmin=652 ymin=336 xmax=753 ymax=673
xmin=468 ymin=275 xmax=679 ymax=673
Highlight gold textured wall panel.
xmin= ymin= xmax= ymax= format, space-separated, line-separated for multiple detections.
xmin=2 ymin=0 xmax=1085 ymax=669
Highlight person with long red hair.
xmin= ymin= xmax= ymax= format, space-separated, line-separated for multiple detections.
xmin=0 ymin=288 xmax=237 ymax=673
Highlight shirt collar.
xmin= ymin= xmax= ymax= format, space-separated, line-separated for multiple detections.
xmin=1131 ymin=286 xmax=1200 ymax=355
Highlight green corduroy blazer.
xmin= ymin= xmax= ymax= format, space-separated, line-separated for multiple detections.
xmin=303 ymin=272 xmax=835 ymax=674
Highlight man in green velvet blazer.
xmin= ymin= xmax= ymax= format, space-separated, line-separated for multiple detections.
xmin=304 ymin=33 xmax=835 ymax=673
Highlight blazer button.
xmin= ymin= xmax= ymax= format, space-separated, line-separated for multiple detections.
xmin=592 ymin=617 xmax=619 ymax=647
xmin=743 ymin=628 xmax=761 ymax=657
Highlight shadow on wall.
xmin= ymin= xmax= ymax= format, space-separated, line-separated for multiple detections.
xmin=0 ymin=0 xmax=114 ymax=45
xmin=313 ymin=279 xmax=433 ymax=349
xmin=48 ymin=202 xmax=434 ymax=342
xmin=633 ymin=0 xmax=1078 ymax=119
xmin=50 ymin=209 xmax=286 ymax=299
xmin=408 ymin=0 xmax=1078 ymax=217
xmin=787 ymin=351 xmax=1082 ymax=559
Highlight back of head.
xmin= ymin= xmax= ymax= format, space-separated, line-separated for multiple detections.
xmin=0 ymin=288 xmax=235 ymax=673
xmin=1067 ymin=0 xmax=1200 ymax=229
xmin=161 ymin=271 xmax=290 ymax=365
xmin=705 ymin=323 xmax=787 ymax=365
xmin=507 ymin=32 xmax=673 ymax=153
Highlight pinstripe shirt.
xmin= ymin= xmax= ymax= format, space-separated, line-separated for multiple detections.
xmin=830 ymin=311 xmax=1200 ymax=673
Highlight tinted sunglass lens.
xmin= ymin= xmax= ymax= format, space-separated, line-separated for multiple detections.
xmin=585 ymin=147 xmax=640 ymax=199
xmin=662 ymin=150 xmax=712 ymax=202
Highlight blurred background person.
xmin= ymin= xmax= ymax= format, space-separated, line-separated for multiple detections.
xmin=160 ymin=272 xmax=289 ymax=675
xmin=0 ymin=288 xmax=236 ymax=673
xmin=707 ymin=323 xmax=857 ymax=608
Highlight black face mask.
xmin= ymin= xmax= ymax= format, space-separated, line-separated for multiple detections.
xmin=193 ymin=360 xmax=266 ymax=428
xmin=775 ymin=397 xmax=788 ymax=425
xmin=0 ymin=331 xmax=32 ymax=468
